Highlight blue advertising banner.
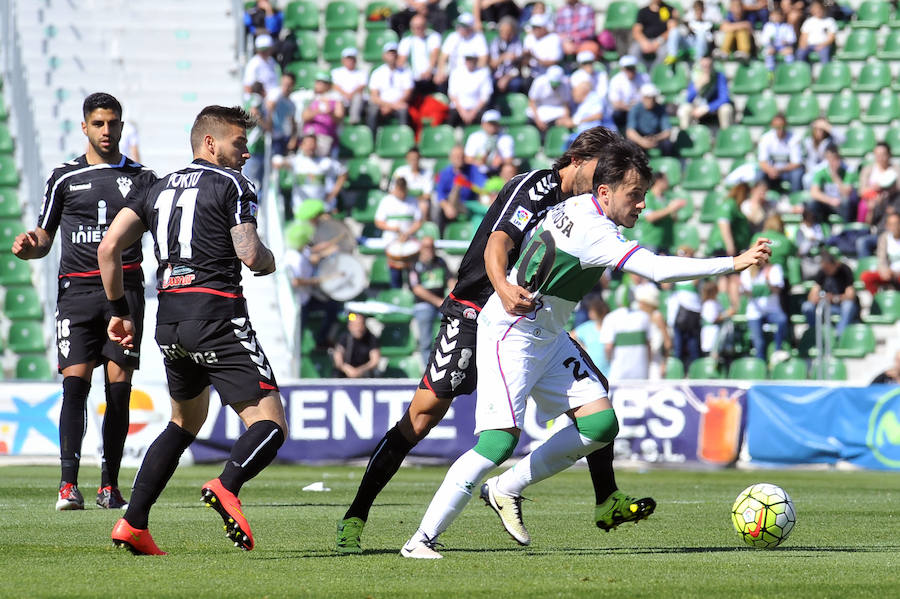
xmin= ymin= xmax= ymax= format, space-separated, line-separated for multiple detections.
xmin=747 ymin=384 xmax=900 ymax=470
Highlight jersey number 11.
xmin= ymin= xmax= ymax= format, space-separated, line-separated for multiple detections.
xmin=154 ymin=188 xmax=198 ymax=260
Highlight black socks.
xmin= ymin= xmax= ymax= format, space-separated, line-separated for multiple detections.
xmin=585 ymin=443 xmax=617 ymax=505
xmin=344 ymin=425 xmax=416 ymax=522
xmin=59 ymin=376 xmax=91 ymax=485
xmin=100 ymin=381 xmax=131 ymax=489
xmin=218 ymin=420 xmax=285 ymax=495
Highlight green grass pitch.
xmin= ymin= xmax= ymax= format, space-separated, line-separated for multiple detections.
xmin=0 ymin=464 xmax=897 ymax=598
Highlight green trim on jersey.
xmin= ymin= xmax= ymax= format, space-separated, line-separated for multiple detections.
xmin=515 ymin=226 xmax=606 ymax=302
xmin=614 ymin=331 xmax=648 ymax=346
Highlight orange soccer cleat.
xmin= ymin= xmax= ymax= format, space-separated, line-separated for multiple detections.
xmin=201 ymin=478 xmax=254 ymax=551
xmin=111 ymin=518 xmax=166 ymax=555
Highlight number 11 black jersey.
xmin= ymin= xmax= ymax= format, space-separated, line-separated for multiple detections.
xmin=133 ymin=158 xmax=259 ymax=324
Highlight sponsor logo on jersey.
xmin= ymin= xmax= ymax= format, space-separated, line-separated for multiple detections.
xmin=116 ymin=176 xmax=133 ymax=197
xmin=463 ymin=307 xmax=477 ymax=320
xmin=69 ymin=182 xmax=92 ymax=191
xmin=615 ymin=231 xmax=628 ymax=243
xmin=70 ymin=225 xmax=107 ymax=244
xmin=159 ymin=343 xmax=218 ymax=364
xmin=161 ymin=265 xmax=196 ymax=289
xmin=510 ymin=206 xmax=533 ymax=231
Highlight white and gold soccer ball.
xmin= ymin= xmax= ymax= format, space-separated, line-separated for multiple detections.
xmin=731 ymin=483 xmax=796 ymax=548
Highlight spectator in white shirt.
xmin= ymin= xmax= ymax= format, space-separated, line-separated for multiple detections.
xmin=757 ymin=113 xmax=804 ymax=193
xmin=741 ymin=263 xmax=788 ymax=360
xmin=569 ymin=50 xmax=608 ymax=107
xmin=797 ymin=0 xmax=837 ymax=63
xmin=242 ymin=34 xmax=280 ymax=95
xmin=447 ymin=54 xmax=493 ymax=126
xmin=391 ymin=147 xmax=434 ymax=206
xmin=367 ymin=41 xmax=415 ymax=131
xmin=760 ymin=7 xmax=796 ymax=71
xmin=608 ymin=55 xmax=649 ymax=133
xmin=374 ymin=177 xmax=427 ymax=288
xmin=331 ymin=47 xmax=368 ymax=125
xmin=464 ymin=109 xmax=514 ymax=175
xmin=398 ymin=13 xmax=442 ymax=95
xmin=526 ymin=65 xmax=574 ymax=132
xmin=435 ymin=13 xmax=488 ymax=88
xmin=684 ymin=0 xmax=720 ymax=62
xmin=522 ymin=12 xmax=563 ymax=78
xmin=290 ymin=134 xmax=348 ymax=216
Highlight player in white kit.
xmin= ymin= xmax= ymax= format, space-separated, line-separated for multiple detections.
xmin=402 ymin=135 xmax=772 ymax=558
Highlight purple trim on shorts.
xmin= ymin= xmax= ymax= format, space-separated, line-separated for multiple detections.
xmin=496 ymin=316 xmax=524 ymax=428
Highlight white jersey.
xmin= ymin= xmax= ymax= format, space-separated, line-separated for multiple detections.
xmin=599 ymin=306 xmax=651 ymax=383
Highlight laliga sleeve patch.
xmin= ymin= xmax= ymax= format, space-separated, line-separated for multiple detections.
xmin=509 ymin=206 xmax=533 ymax=231
xmin=249 ymin=201 xmax=259 ymax=217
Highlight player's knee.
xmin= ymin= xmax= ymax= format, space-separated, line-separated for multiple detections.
xmin=62 ymin=376 xmax=91 ymax=405
xmin=575 ymin=409 xmax=619 ymax=444
xmin=473 ymin=429 xmax=518 ymax=466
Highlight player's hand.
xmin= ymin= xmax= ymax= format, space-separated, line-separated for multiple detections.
xmin=497 ymin=281 xmax=537 ymax=315
xmin=108 ymin=316 xmax=135 ymax=349
xmin=733 ymin=238 xmax=773 ymax=272
xmin=11 ymin=230 xmax=39 ymax=258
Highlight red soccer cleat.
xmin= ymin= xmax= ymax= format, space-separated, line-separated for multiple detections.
xmin=201 ymin=478 xmax=254 ymax=551
xmin=111 ymin=518 xmax=166 ymax=555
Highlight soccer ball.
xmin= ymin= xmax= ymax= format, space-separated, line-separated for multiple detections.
xmin=731 ymin=483 xmax=796 ymax=548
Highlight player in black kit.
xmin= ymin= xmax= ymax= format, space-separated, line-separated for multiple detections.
xmin=98 ymin=105 xmax=286 ymax=555
xmin=336 ymin=128 xmax=655 ymax=553
xmin=12 ymin=93 xmax=157 ymax=511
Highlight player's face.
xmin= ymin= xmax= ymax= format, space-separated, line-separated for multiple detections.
xmin=597 ymin=168 xmax=648 ymax=228
xmin=214 ymin=123 xmax=250 ymax=170
xmin=82 ymin=108 xmax=123 ymax=158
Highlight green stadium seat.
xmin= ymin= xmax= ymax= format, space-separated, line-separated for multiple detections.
xmin=811 ymin=61 xmax=851 ymax=93
xmin=688 ymin=357 xmax=722 ymax=379
xmin=741 ymin=93 xmax=777 ymax=126
xmin=374 ymin=288 xmax=415 ymax=323
xmin=672 ymin=223 xmax=701 ymax=251
xmin=886 ymin=126 xmax=900 ymax=156
xmin=0 ymin=124 xmax=13 ymax=154
xmin=384 ymin=355 xmax=423 ymax=378
xmin=809 ymin=357 xmax=847 ymax=381
xmin=865 ymin=289 xmax=900 ymax=324
xmin=855 ymin=61 xmax=892 ymax=93
xmin=673 ymin=124 xmax=711 ymax=158
xmin=0 ymin=155 xmax=20 ymax=187
xmin=833 ymin=323 xmax=876 ymax=359
xmin=376 ymin=124 xmax=415 ymax=158
xmin=770 ymin=358 xmax=808 ymax=380
xmin=15 ymin=355 xmax=53 ymax=381
xmin=369 ymin=255 xmax=392 ymax=287
xmin=840 ymin=125 xmax=876 ymax=158
xmin=837 ymin=29 xmax=877 ymax=60
xmin=825 ymin=91 xmax=861 ymax=125
xmin=772 ymin=62 xmax=811 ymax=94
xmin=292 ymin=30 xmax=319 ymax=62
xmin=379 ymin=322 xmax=417 ymax=358
xmin=7 ymin=320 xmax=45 ymax=353
xmin=698 ymin=190 xmax=720 ymax=223
xmin=681 ymin=158 xmax=720 ymax=191
xmin=727 ymin=356 xmax=768 ymax=380
xmin=419 ymin=124 xmax=456 ymax=159
xmin=543 ymin=126 xmax=572 ymax=159
xmin=878 ymin=29 xmax=900 ymax=60
xmin=650 ymin=62 xmax=689 ymax=97
xmin=350 ymin=189 xmax=384 ymax=223
xmin=0 ymin=217 xmax=23 ymax=249
xmin=730 ymin=61 xmax=769 ymax=95
xmin=301 ymin=353 xmax=333 ymax=378
xmin=363 ymin=30 xmax=399 ymax=62
xmin=784 ymin=93 xmax=820 ymax=126
xmin=862 ymin=91 xmax=900 ymax=125
xmin=0 ymin=188 xmax=20 ymax=218
xmin=649 ymin=156 xmax=681 ymax=187
xmin=0 ymin=255 xmax=31 ymax=285
xmin=508 ymin=125 xmax=540 ymax=159
xmin=283 ymin=0 xmax=319 ymax=30
xmin=325 ymin=0 xmax=358 ymax=30
xmin=604 ymin=1 xmax=639 ymax=29
xmin=443 ymin=219 xmax=476 ymax=255
xmin=713 ymin=125 xmax=753 ymax=158
xmin=364 ymin=1 xmax=394 ymax=30
xmin=4 ymin=286 xmax=43 ymax=320
xmin=663 ymin=356 xmax=685 ymax=379
xmin=337 ymin=125 xmax=375 ymax=159
xmin=284 ymin=61 xmax=318 ymax=90
xmin=852 ymin=1 xmax=890 ymax=28
xmin=345 ymin=158 xmax=383 ymax=189
xmin=496 ymin=93 xmax=529 ymax=126
xmin=323 ymin=30 xmax=357 ymax=63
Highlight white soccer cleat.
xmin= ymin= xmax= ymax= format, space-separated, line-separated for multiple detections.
xmin=480 ymin=476 xmax=531 ymax=546
xmin=400 ymin=534 xmax=444 ymax=559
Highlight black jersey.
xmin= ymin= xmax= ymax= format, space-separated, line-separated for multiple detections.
xmin=133 ymin=159 xmax=259 ymax=324
xmin=37 ymin=154 xmax=156 ymax=289
xmin=441 ymin=169 xmax=565 ymax=317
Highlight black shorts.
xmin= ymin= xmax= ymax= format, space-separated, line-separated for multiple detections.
xmin=155 ymin=318 xmax=278 ymax=405
xmin=419 ymin=313 xmax=478 ymax=399
xmin=55 ymin=284 xmax=145 ymax=371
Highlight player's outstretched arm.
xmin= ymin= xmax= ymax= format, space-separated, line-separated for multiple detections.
xmin=231 ymin=222 xmax=276 ymax=275
xmin=98 ymin=207 xmax=146 ymax=348
xmin=11 ymin=228 xmax=53 ymax=260
xmin=622 ymin=238 xmax=771 ymax=283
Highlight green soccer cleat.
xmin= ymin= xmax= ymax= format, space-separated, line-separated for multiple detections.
xmin=336 ymin=517 xmax=365 ymax=554
xmin=595 ymin=490 xmax=656 ymax=532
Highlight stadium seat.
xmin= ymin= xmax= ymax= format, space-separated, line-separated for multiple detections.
xmin=0 ymin=124 xmax=13 ymax=154
xmin=672 ymin=223 xmax=701 ymax=251
xmin=649 ymin=156 xmax=681 ymax=187
xmin=837 ymin=29 xmax=877 ymax=60
xmin=0 ymin=255 xmax=31 ymax=285
xmin=650 ymin=62 xmax=689 ymax=97
xmin=713 ymin=125 xmax=753 ymax=158
xmin=350 ymin=189 xmax=383 ymax=223
xmin=323 ymin=30 xmax=358 ymax=63
xmin=698 ymin=190 xmax=721 ymax=223
xmin=885 ymin=126 xmax=900 ymax=156
xmin=663 ymin=356 xmax=685 ymax=379
xmin=369 ymin=255 xmax=392 ymax=287
xmin=363 ymin=30 xmax=399 ymax=62
xmin=825 ymin=91 xmax=861 ymax=125
xmin=0 ymin=188 xmax=20 ymax=218
xmin=866 ymin=289 xmax=900 ymax=324
xmin=740 ymin=93 xmax=778 ymax=126
xmin=443 ymin=219 xmax=476 ymax=255
xmin=809 ymin=357 xmax=847 ymax=381
xmin=291 ymin=30 xmax=319 ymax=62
xmin=325 ymin=0 xmax=358 ymax=30
xmin=604 ymin=1 xmax=639 ymax=29
xmin=374 ymin=288 xmax=415 ymax=323
xmin=0 ymin=155 xmax=20 ymax=187
xmin=345 ymin=158 xmax=383 ymax=189
xmin=384 ymin=355 xmax=423 ymax=379
xmin=301 ymin=353 xmax=333 ymax=378
xmin=380 ymin=322 xmax=418 ymax=358
xmin=496 ymin=93 xmax=529 ymax=126
xmin=784 ymin=93 xmax=820 ymax=126
xmin=375 ymin=125 xmax=415 ymax=159
xmin=688 ymin=357 xmax=722 ymax=379
xmin=769 ymin=357 xmax=807 ymax=380
xmin=283 ymin=0 xmax=319 ymax=30
xmin=727 ymin=356 xmax=768 ymax=380
xmin=772 ymin=62 xmax=811 ymax=94
xmin=855 ymin=61 xmax=892 ymax=93
xmin=337 ymin=125 xmax=375 ymax=159
xmin=730 ymin=61 xmax=769 ymax=96
xmin=877 ymin=29 xmax=900 ymax=60
xmin=0 ymin=217 xmax=23 ymax=249
xmin=862 ymin=91 xmax=900 ymax=125
xmin=840 ymin=124 xmax=876 ymax=158
xmin=284 ymin=61 xmax=318 ymax=90
xmin=7 ymin=320 xmax=45 ymax=354
xmin=543 ymin=126 xmax=572 ymax=159
xmin=419 ymin=124 xmax=456 ymax=159
xmin=508 ymin=125 xmax=540 ymax=159
xmin=15 ymin=355 xmax=53 ymax=381
xmin=673 ymin=124 xmax=711 ymax=158
xmin=833 ymin=323 xmax=876 ymax=359
xmin=852 ymin=1 xmax=890 ymax=28
xmin=811 ymin=61 xmax=851 ymax=93
xmin=680 ymin=158 xmax=720 ymax=190
xmin=364 ymin=1 xmax=394 ymax=30
xmin=4 ymin=286 xmax=43 ymax=320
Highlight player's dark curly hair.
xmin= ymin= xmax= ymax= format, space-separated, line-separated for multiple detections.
xmin=590 ymin=135 xmax=652 ymax=191
xmin=82 ymin=92 xmax=122 ymax=119
xmin=190 ymin=105 xmax=256 ymax=153
xmin=552 ymin=126 xmax=621 ymax=171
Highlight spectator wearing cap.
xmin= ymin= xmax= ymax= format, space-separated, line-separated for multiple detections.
xmin=522 ymin=12 xmax=563 ymax=78
xmin=797 ymin=0 xmax=837 ymax=64
xmin=301 ymin=70 xmax=344 ymax=157
xmin=489 ymin=16 xmax=527 ymax=95
xmin=631 ymin=0 xmax=682 ymax=68
xmin=608 ymin=55 xmax=649 ymax=133
xmin=242 ymin=34 xmax=280 ymax=95
xmin=526 ymin=65 xmax=574 ymax=132
xmin=555 ymin=0 xmax=598 ymax=57
xmin=570 ymin=50 xmax=608 ymax=106
xmin=464 ymin=110 xmax=515 ymax=175
xmin=398 ymin=13 xmax=442 ymax=96
xmin=434 ymin=144 xmax=488 ymax=232
xmin=676 ymin=55 xmax=734 ymax=131
xmin=447 ymin=52 xmax=493 ymax=127
xmin=435 ymin=13 xmax=488 ymax=88
xmin=332 ymin=48 xmax=368 ymax=125
xmin=801 ymin=250 xmax=859 ymax=338
xmin=757 ymin=113 xmax=804 ymax=194
xmin=367 ymin=41 xmax=415 ymax=132
xmin=264 ymin=72 xmax=299 ymax=160
xmin=626 ymin=83 xmax=674 ymax=156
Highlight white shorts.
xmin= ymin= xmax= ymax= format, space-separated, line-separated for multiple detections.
xmin=474 ymin=321 xmax=609 ymax=434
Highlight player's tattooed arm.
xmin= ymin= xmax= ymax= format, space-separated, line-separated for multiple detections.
xmin=11 ymin=227 xmax=53 ymax=259
xmin=231 ymin=222 xmax=276 ymax=275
